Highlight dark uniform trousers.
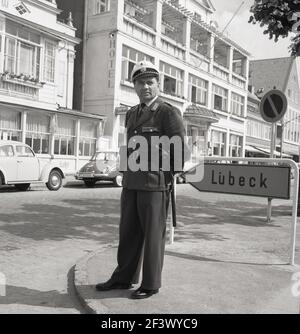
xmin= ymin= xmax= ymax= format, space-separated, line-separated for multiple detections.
xmin=109 ymin=97 xmax=186 ymax=290
xmin=110 ymin=189 xmax=169 ymax=290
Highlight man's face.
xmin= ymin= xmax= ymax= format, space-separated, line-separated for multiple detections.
xmin=134 ymin=76 xmax=160 ymax=103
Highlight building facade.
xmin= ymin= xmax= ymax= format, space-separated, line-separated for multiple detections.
xmin=249 ymin=57 xmax=300 ymax=161
xmin=0 ymin=0 xmax=104 ymax=174
xmin=82 ymin=0 xmax=250 ymax=158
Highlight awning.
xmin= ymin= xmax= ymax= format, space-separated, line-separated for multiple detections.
xmin=184 ymin=104 xmax=219 ymax=125
xmin=245 ymin=145 xmax=292 ymax=158
xmin=245 ymin=145 xmax=266 ymax=154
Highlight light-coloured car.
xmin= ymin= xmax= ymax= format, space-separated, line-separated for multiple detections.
xmin=0 ymin=140 xmax=65 ymax=191
xmin=75 ymin=151 xmax=123 ymax=187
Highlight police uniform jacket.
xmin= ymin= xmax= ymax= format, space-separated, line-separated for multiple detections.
xmin=122 ymin=97 xmax=186 ymax=191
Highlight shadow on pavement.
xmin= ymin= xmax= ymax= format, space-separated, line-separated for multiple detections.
xmin=0 ymin=285 xmax=76 ymax=310
xmin=0 ymin=198 xmax=121 ymax=242
xmin=165 ymin=250 xmax=289 ymax=266
xmin=0 ymin=192 xmax=296 ymax=250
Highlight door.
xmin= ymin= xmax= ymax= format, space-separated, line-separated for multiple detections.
xmin=0 ymin=145 xmax=18 ymax=183
xmin=15 ymin=145 xmax=40 ymax=181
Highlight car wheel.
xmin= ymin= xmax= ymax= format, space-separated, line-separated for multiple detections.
xmin=46 ymin=170 xmax=63 ymax=191
xmin=15 ymin=184 xmax=31 ymax=191
xmin=84 ymin=179 xmax=96 ymax=188
xmin=0 ymin=173 xmax=4 ymax=187
xmin=114 ymin=175 xmax=123 ymax=187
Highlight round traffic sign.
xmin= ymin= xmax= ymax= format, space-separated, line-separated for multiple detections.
xmin=259 ymin=90 xmax=287 ymax=123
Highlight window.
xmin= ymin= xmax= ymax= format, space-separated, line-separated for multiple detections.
xmin=44 ymin=41 xmax=56 ymax=83
xmin=16 ymin=145 xmax=35 ymax=157
xmin=121 ymin=45 xmax=154 ymax=82
xmin=231 ymin=92 xmax=244 ymax=117
xmin=79 ymin=120 xmax=97 ymax=157
xmin=160 ymin=62 xmax=183 ymax=98
xmin=0 ymin=110 xmax=21 ymax=141
xmin=0 ymin=145 xmax=14 ymax=157
xmin=232 ymin=59 xmax=245 ymax=77
xmin=54 ymin=117 xmax=75 ymax=156
xmin=189 ymin=74 xmax=208 ymax=105
xmin=212 ymin=84 xmax=228 ymax=111
xmin=25 ymin=114 xmax=50 ymax=154
xmin=284 ymin=109 xmax=300 ymax=143
xmin=4 ymin=21 xmax=41 ymax=80
xmin=229 ymin=134 xmax=243 ymax=157
xmin=94 ymin=0 xmax=110 ymax=14
xmin=211 ymin=130 xmax=226 ymax=156
xmin=14 ymin=2 xmax=30 ymax=15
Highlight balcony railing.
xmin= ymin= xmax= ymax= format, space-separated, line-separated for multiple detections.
xmin=123 ymin=16 xmax=155 ymax=46
xmin=232 ymin=74 xmax=246 ymax=90
xmin=213 ymin=64 xmax=229 ymax=82
xmin=189 ymin=50 xmax=210 ymax=72
xmin=160 ymin=35 xmax=185 ymax=61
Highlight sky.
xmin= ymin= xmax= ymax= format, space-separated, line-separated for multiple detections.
xmin=212 ymin=0 xmax=291 ymax=60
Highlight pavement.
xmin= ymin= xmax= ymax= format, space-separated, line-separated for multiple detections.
xmin=73 ymin=184 xmax=300 ymax=314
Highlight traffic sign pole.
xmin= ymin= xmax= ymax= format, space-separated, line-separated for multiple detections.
xmin=267 ymin=123 xmax=277 ymax=223
xmin=260 ymin=90 xmax=287 ymax=224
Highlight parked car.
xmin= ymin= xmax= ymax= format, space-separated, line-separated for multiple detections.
xmin=0 ymin=140 xmax=65 ymax=191
xmin=75 ymin=151 xmax=123 ymax=187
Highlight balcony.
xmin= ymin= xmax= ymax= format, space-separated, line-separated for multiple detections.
xmin=214 ymin=38 xmax=229 ymax=69
xmin=161 ymin=2 xmax=185 ymax=46
xmin=190 ymin=23 xmax=210 ymax=59
xmin=233 ymin=49 xmax=247 ymax=78
xmin=124 ymin=0 xmax=154 ymax=30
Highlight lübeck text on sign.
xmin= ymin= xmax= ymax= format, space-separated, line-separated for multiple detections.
xmin=211 ymin=171 xmax=268 ymax=189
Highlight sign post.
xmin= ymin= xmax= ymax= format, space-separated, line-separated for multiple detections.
xmin=259 ymin=90 xmax=288 ymax=223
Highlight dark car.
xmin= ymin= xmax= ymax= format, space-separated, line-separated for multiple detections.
xmin=75 ymin=151 xmax=123 ymax=187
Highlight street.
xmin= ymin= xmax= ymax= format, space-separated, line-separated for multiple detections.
xmin=0 ymin=180 xmax=122 ymax=314
xmin=0 ymin=179 xmax=299 ymax=314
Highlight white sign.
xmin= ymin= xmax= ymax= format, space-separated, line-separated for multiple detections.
xmin=190 ymin=163 xmax=290 ymax=199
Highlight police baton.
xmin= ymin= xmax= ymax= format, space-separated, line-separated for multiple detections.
xmin=170 ymin=176 xmax=176 ymax=228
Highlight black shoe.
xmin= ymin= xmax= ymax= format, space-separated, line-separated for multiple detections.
xmin=95 ymin=281 xmax=132 ymax=291
xmin=131 ymin=287 xmax=159 ymax=299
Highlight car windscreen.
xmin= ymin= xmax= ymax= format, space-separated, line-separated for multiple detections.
xmin=91 ymin=153 xmax=118 ymax=161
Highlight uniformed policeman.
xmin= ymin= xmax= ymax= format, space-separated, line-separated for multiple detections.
xmin=95 ymin=61 xmax=187 ymax=299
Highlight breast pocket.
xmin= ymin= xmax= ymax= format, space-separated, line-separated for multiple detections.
xmin=141 ymin=127 xmax=159 ymax=134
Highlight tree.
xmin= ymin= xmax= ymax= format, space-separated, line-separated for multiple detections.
xmin=249 ymin=0 xmax=300 ymax=56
